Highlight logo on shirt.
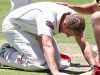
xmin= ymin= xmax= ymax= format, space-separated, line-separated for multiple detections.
xmin=46 ymin=21 xmax=54 ymax=30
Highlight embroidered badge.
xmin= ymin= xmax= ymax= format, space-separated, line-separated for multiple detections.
xmin=46 ymin=21 xmax=54 ymax=30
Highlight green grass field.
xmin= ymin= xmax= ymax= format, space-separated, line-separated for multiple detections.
xmin=0 ymin=0 xmax=95 ymax=75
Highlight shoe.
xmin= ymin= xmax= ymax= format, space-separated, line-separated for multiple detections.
xmin=93 ymin=63 xmax=100 ymax=75
xmin=0 ymin=43 xmax=11 ymax=57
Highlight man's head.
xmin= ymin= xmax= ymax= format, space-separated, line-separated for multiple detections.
xmin=61 ymin=14 xmax=85 ymax=37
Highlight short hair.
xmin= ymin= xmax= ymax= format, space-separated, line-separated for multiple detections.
xmin=65 ymin=14 xmax=85 ymax=35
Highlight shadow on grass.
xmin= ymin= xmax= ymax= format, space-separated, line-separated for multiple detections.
xmin=71 ymin=63 xmax=90 ymax=68
xmin=61 ymin=70 xmax=85 ymax=75
xmin=0 ymin=63 xmax=91 ymax=75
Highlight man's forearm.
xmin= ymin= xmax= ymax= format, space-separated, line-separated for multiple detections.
xmin=57 ymin=2 xmax=94 ymax=14
xmin=75 ymin=34 xmax=96 ymax=68
xmin=69 ymin=3 xmax=94 ymax=14
xmin=42 ymin=35 xmax=59 ymax=74
xmin=43 ymin=47 xmax=59 ymax=74
xmin=82 ymin=43 xmax=96 ymax=68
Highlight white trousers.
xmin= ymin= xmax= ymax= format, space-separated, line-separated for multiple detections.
xmin=1 ymin=16 xmax=70 ymax=71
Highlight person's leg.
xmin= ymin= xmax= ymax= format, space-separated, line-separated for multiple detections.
xmin=91 ymin=11 xmax=100 ymax=63
xmin=2 ymin=17 xmax=49 ymax=71
xmin=10 ymin=0 xmax=32 ymax=11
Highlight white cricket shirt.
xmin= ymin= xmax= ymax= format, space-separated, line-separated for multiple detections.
xmin=9 ymin=2 xmax=77 ymax=38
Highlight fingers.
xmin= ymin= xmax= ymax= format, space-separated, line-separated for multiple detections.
xmin=56 ymin=2 xmax=69 ymax=6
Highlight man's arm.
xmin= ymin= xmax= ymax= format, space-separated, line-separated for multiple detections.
xmin=42 ymin=35 xmax=69 ymax=75
xmin=57 ymin=2 xmax=96 ymax=14
xmin=75 ymin=33 xmax=96 ymax=68
xmin=42 ymin=35 xmax=59 ymax=74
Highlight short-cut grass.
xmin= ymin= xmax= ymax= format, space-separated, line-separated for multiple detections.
xmin=0 ymin=0 xmax=96 ymax=75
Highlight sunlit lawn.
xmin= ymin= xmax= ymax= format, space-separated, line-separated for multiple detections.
xmin=0 ymin=0 xmax=95 ymax=75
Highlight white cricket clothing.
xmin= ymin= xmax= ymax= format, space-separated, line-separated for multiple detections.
xmin=2 ymin=2 xmax=75 ymax=71
xmin=9 ymin=2 xmax=77 ymax=38
xmin=10 ymin=0 xmax=32 ymax=11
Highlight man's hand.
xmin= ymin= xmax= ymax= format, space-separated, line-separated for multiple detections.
xmin=93 ymin=63 xmax=100 ymax=75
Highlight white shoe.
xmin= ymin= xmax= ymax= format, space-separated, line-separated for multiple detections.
xmin=0 ymin=43 xmax=11 ymax=57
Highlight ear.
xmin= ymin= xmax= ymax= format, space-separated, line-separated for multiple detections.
xmin=63 ymin=20 xmax=68 ymax=28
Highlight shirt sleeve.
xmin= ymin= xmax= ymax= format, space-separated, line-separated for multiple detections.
xmin=36 ymin=11 xmax=55 ymax=38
